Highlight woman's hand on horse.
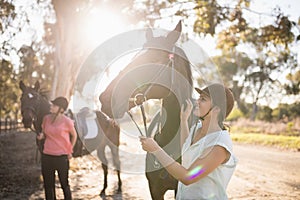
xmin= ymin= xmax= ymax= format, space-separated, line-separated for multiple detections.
xmin=140 ymin=137 xmax=161 ymax=153
xmin=180 ymin=99 xmax=193 ymax=122
xmin=37 ymin=133 xmax=45 ymax=140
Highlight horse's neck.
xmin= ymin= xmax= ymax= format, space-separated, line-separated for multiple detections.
xmin=174 ymin=46 xmax=192 ymax=85
xmin=160 ymin=95 xmax=181 ymax=139
xmin=34 ymin=99 xmax=50 ymax=133
xmin=95 ymin=110 xmax=109 ymax=128
xmin=42 ymin=100 xmax=50 ymax=113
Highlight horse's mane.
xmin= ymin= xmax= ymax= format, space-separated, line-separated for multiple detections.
xmin=37 ymin=89 xmax=50 ymax=100
xmin=174 ymin=46 xmax=193 ymax=86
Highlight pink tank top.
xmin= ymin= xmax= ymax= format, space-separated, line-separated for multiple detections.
xmin=42 ymin=114 xmax=74 ymax=156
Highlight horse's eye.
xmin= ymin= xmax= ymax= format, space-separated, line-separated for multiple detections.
xmin=28 ymin=93 xmax=34 ymax=99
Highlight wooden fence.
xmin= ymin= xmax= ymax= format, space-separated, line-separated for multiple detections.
xmin=0 ymin=116 xmax=23 ymax=133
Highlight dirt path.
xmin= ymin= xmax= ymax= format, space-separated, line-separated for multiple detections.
xmin=227 ymin=144 xmax=300 ymax=199
xmin=0 ymin=131 xmax=299 ymax=200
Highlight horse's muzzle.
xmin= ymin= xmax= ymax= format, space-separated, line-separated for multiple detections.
xmin=22 ymin=118 xmax=33 ymax=128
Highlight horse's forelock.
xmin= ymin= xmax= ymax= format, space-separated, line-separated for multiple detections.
xmin=20 ymin=83 xmax=50 ymax=115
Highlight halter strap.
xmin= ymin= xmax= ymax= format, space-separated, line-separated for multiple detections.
xmin=128 ymin=47 xmax=176 ymax=137
xmin=139 ymin=46 xmax=176 ymax=99
xmin=127 ymin=111 xmax=144 ymax=136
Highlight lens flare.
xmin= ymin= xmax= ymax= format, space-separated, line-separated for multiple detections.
xmin=187 ymin=165 xmax=205 ymax=180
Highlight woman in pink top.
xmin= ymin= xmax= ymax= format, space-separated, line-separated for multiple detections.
xmin=37 ymin=96 xmax=77 ymax=200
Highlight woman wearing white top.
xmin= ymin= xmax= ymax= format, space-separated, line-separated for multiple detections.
xmin=140 ymin=83 xmax=237 ymax=200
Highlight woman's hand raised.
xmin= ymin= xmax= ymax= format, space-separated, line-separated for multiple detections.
xmin=180 ymin=99 xmax=193 ymax=122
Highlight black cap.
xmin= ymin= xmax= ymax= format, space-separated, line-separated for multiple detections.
xmin=195 ymin=83 xmax=234 ymax=118
xmin=51 ymin=97 xmax=69 ymax=111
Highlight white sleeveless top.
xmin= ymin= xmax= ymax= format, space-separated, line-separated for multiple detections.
xmin=176 ymin=124 xmax=237 ymax=200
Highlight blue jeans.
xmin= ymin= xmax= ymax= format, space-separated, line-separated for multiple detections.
xmin=41 ymin=154 xmax=72 ymax=200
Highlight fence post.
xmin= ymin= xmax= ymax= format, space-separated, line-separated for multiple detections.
xmin=5 ymin=116 xmax=11 ymax=132
xmin=0 ymin=109 xmax=2 ymax=133
xmin=0 ymin=115 xmax=20 ymax=133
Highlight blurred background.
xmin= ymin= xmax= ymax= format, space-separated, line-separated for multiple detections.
xmin=0 ymin=0 xmax=299 ymax=149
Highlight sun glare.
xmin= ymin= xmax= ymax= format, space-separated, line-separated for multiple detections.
xmin=95 ymin=51 xmax=137 ymax=95
xmin=81 ymin=8 xmax=125 ymax=47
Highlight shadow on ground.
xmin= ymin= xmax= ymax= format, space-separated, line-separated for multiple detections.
xmin=0 ymin=131 xmax=42 ymax=199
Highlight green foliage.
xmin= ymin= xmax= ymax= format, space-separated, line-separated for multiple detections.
xmin=1 ymin=0 xmax=53 ymax=58
xmin=193 ymin=0 xmax=223 ymax=36
xmin=289 ymin=102 xmax=300 ymax=118
xmin=0 ymin=1 xmax=15 ymax=32
xmin=272 ymin=103 xmax=296 ymax=120
xmin=277 ymin=104 xmax=290 ymax=119
xmin=18 ymin=45 xmax=54 ymax=87
xmin=0 ymin=59 xmax=20 ymax=117
xmin=227 ymin=107 xmax=244 ymax=121
xmin=231 ymin=133 xmax=300 ymax=150
xmin=0 ymin=54 xmax=53 ymax=118
xmin=231 ymin=117 xmax=300 ymax=136
xmin=130 ymin=0 xmax=299 ymax=119
xmin=286 ymin=122 xmax=294 ymax=133
xmin=0 ymin=1 xmax=54 ymax=118
xmin=285 ymin=70 xmax=300 ymax=95
xmin=1 ymin=0 xmax=299 ymax=122
xmin=213 ymin=7 xmax=298 ymax=119
xmin=212 ymin=57 xmax=238 ymax=83
xmin=257 ymin=106 xmax=273 ymax=122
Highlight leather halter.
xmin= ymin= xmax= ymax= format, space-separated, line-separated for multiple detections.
xmin=127 ymin=47 xmax=176 ymax=137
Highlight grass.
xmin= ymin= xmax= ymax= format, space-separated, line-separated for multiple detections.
xmin=230 ymin=132 xmax=300 ymax=151
xmin=228 ymin=118 xmax=300 ymax=151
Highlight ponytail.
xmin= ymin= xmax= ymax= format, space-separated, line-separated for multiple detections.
xmin=217 ymin=112 xmax=231 ymax=131
xmin=51 ymin=107 xmax=64 ymax=124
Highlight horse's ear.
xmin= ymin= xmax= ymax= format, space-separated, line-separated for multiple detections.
xmin=34 ymin=81 xmax=40 ymax=91
xmin=166 ymin=20 xmax=182 ymax=44
xmin=19 ymin=81 xmax=26 ymax=91
xmin=146 ymin=28 xmax=153 ymax=41
xmin=174 ymin=20 xmax=182 ymax=32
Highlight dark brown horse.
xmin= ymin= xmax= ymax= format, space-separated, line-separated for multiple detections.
xmin=19 ymin=81 xmax=122 ymax=195
xmin=99 ymin=21 xmax=193 ymax=199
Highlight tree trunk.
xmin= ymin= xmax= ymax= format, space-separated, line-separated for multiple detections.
xmin=250 ymin=102 xmax=258 ymax=121
xmin=50 ymin=0 xmax=133 ymax=100
xmin=250 ymin=82 xmax=263 ymax=121
xmin=50 ymin=0 xmax=87 ymax=100
xmin=232 ymin=81 xmax=248 ymax=115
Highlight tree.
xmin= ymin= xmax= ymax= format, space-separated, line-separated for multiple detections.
xmin=128 ymin=0 xmax=299 ymax=119
xmin=285 ymin=69 xmax=300 ymax=95
xmin=213 ymin=52 xmax=252 ymax=115
xmin=0 ymin=0 xmax=53 ymax=65
xmin=1 ymin=0 xmax=136 ymax=100
xmin=0 ymin=45 xmax=53 ymax=118
xmin=1 ymin=0 xmax=299 ymax=118
xmin=0 ymin=59 xmax=19 ymax=117
xmin=0 ymin=1 xmax=16 ymax=57
xmin=48 ymin=0 xmax=137 ymax=99
xmin=214 ymin=8 xmax=299 ymax=119
xmin=256 ymin=106 xmax=273 ymax=122
xmin=18 ymin=45 xmax=54 ymax=91
xmin=0 ymin=0 xmax=54 ymax=101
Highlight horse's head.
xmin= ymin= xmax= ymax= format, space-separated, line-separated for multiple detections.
xmin=19 ymin=81 xmax=49 ymax=129
xmin=100 ymin=21 xmax=193 ymax=118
